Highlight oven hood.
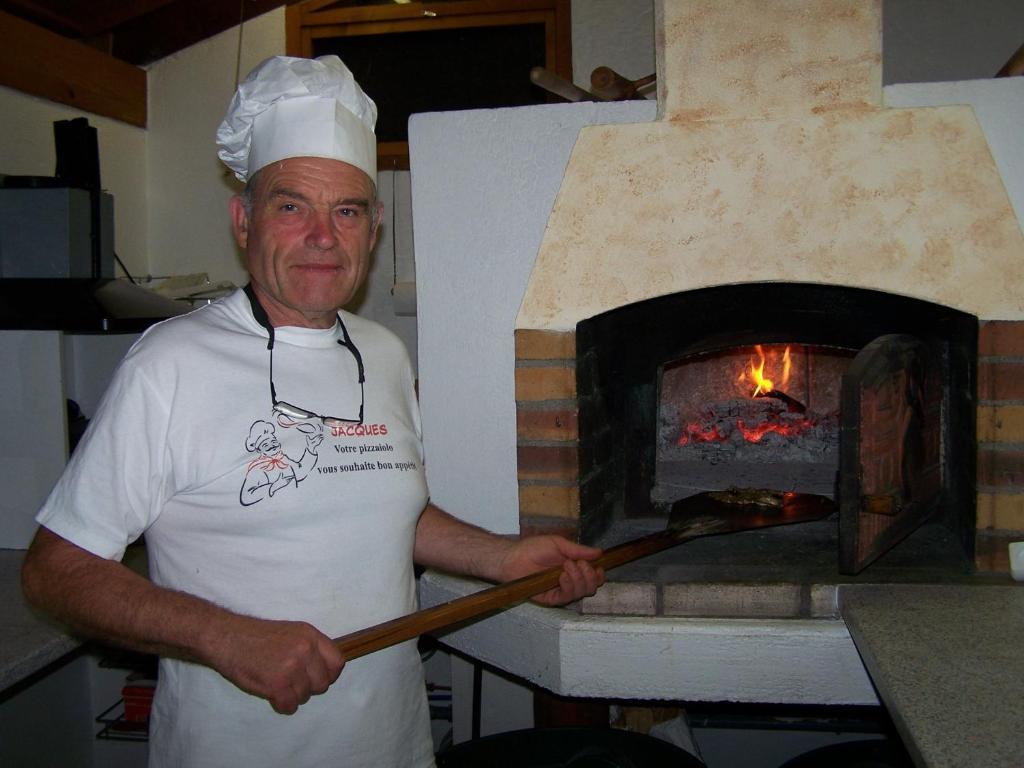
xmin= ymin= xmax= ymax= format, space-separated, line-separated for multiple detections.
xmin=516 ymin=0 xmax=1024 ymax=332
xmin=0 ymin=278 xmax=190 ymax=333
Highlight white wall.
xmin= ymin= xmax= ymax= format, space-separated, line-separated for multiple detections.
xmin=883 ymin=0 xmax=1024 ymax=84
xmin=570 ymin=0 xmax=656 ymax=94
xmin=0 ymin=332 xmax=66 ymax=548
xmin=145 ymin=8 xmax=285 ymax=287
xmin=0 ymin=87 xmax=148 ymax=277
xmin=410 ymin=100 xmax=657 ymax=533
xmin=352 ymin=170 xmax=419 ymax=371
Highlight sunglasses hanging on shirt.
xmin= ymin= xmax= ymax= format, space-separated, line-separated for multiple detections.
xmin=244 ymin=283 xmax=365 ymax=426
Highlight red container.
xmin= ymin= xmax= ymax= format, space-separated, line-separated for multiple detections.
xmin=122 ymin=684 xmax=155 ymax=723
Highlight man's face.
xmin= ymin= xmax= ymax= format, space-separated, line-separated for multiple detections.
xmin=230 ymin=157 xmax=382 ymax=328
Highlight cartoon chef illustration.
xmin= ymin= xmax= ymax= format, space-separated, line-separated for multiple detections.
xmin=240 ymin=419 xmax=324 ymax=506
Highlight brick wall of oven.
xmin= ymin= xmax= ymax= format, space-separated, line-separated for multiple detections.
xmin=976 ymin=321 xmax=1024 ymax=571
xmin=515 ymin=324 xmax=1024 ymax=575
xmin=515 ymin=330 xmax=579 ymax=541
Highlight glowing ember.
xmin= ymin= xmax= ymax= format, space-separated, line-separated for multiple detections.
xmin=736 ymin=416 xmax=816 ymax=443
xmin=677 ymin=424 xmax=727 ymax=446
xmin=678 ymin=410 xmax=818 ymax=446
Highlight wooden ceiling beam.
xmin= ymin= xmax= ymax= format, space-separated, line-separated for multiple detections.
xmin=108 ymin=0 xmax=298 ymax=65
xmin=0 ymin=0 xmax=180 ymax=38
xmin=0 ymin=0 xmax=84 ymax=35
xmin=63 ymin=0 xmax=180 ymax=40
xmin=0 ymin=10 xmax=146 ymax=127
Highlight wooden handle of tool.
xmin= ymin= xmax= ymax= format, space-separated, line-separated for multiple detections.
xmin=529 ymin=66 xmax=593 ymax=102
xmin=334 ymin=529 xmax=681 ymax=661
xmin=589 ymin=67 xmax=656 ymax=100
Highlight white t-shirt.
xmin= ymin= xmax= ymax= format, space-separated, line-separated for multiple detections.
xmin=37 ymin=289 xmax=435 ymax=768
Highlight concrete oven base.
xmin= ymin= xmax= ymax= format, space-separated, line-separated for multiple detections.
xmin=419 ymin=570 xmax=878 ymax=706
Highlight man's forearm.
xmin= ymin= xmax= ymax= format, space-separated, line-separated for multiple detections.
xmin=21 ymin=527 xmax=235 ymax=663
xmin=412 ymin=504 xmax=605 ymax=607
xmin=412 ymin=504 xmax=516 ymax=582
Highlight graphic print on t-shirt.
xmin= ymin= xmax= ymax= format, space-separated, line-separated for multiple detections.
xmin=239 ymin=416 xmax=324 ymax=506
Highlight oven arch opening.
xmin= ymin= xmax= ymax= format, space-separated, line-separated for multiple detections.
xmin=576 ymin=282 xmax=977 ymax=581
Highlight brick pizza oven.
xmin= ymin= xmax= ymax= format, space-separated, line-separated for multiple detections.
xmin=514 ymin=0 xmax=1024 ymax=617
xmin=415 ymin=0 xmax=1024 ymax=707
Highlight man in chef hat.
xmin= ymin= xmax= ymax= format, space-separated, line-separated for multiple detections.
xmin=218 ymin=55 xmax=383 ymax=330
xmin=22 ymin=55 xmax=603 ymax=768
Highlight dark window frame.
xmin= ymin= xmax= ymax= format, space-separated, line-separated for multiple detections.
xmin=286 ymin=0 xmax=572 ymax=169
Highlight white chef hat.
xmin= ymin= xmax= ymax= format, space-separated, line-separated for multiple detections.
xmin=216 ymin=55 xmax=377 ymax=183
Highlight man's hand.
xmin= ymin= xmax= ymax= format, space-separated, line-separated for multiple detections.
xmin=203 ymin=615 xmax=345 ymax=715
xmin=495 ymin=535 xmax=605 ymax=606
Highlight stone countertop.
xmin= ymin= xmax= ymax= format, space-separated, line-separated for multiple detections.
xmin=0 ymin=549 xmax=81 ymax=692
xmin=839 ymin=583 xmax=1024 ymax=768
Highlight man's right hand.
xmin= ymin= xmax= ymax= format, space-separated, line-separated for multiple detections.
xmin=204 ymin=616 xmax=345 ymax=715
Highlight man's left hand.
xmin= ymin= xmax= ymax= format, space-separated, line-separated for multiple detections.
xmin=496 ymin=536 xmax=605 ymax=606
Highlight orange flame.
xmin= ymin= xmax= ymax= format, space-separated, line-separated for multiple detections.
xmin=739 ymin=345 xmax=791 ymax=398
